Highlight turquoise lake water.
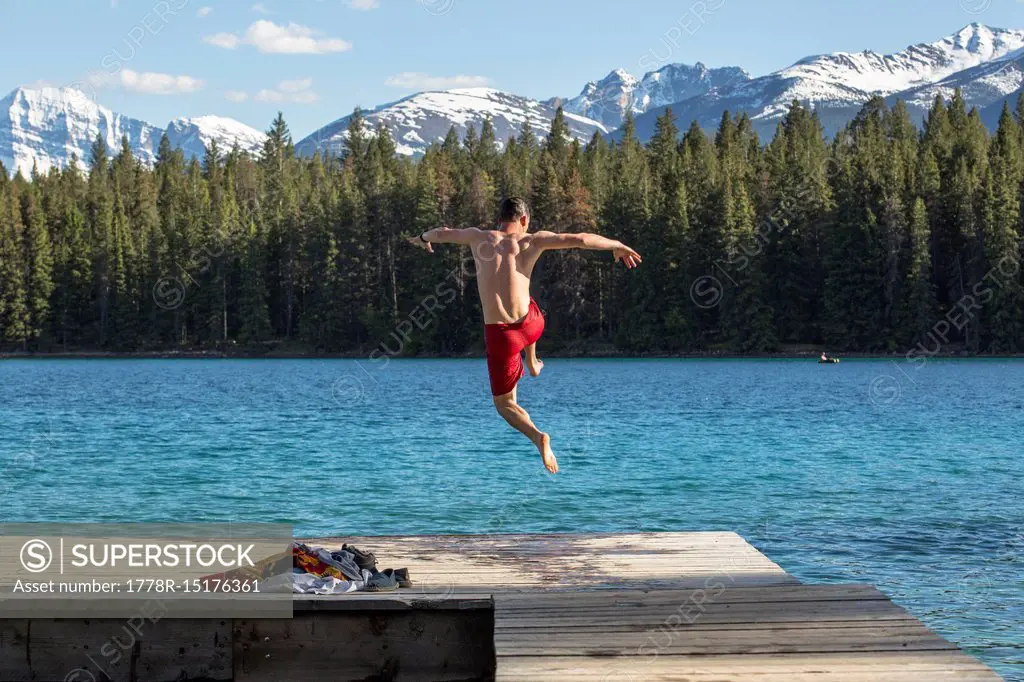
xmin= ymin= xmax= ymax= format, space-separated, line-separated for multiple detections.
xmin=0 ymin=358 xmax=1021 ymax=677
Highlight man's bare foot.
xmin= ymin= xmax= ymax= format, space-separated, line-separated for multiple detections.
xmin=527 ymin=356 xmax=544 ymax=377
xmin=535 ymin=433 xmax=558 ymax=473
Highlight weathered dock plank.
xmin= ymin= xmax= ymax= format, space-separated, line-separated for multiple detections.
xmin=492 ymin=585 xmax=999 ymax=681
xmin=496 ymin=652 xmax=1000 ymax=681
xmin=311 ymin=531 xmax=798 ymax=593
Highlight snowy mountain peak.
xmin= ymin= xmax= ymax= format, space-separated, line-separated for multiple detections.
xmin=952 ymin=22 xmax=995 ymax=51
xmin=164 ymin=115 xmax=266 ymax=157
xmin=933 ymin=23 xmax=1024 ymax=62
xmin=443 ymin=86 xmax=503 ymax=98
xmin=3 ymin=86 xmax=115 ymax=136
xmin=7 ymin=85 xmax=91 ymax=110
xmin=600 ymin=68 xmax=640 ymax=87
xmin=296 ymin=87 xmax=607 ymax=159
xmin=555 ymin=62 xmax=751 ymax=130
xmin=781 ymin=23 xmax=1024 ymax=97
xmin=1 ymin=86 xmax=264 ymax=176
xmin=2 ymin=86 xmax=159 ymax=175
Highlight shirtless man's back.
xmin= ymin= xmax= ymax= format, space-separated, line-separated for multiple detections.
xmin=409 ymin=197 xmax=642 ymax=473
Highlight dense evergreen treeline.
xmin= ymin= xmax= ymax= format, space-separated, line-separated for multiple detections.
xmin=1 ymin=91 xmax=1023 ymax=355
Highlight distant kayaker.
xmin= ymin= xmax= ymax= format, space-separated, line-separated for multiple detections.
xmin=409 ymin=197 xmax=642 ymax=474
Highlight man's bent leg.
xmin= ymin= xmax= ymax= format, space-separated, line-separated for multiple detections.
xmin=493 ymin=387 xmax=559 ymax=474
xmin=492 ymin=386 xmax=542 ymax=444
xmin=525 ymin=343 xmax=544 ymax=377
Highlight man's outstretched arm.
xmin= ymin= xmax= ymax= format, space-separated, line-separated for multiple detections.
xmin=532 ymin=231 xmax=642 ymax=269
xmin=407 ymin=227 xmax=483 ymax=254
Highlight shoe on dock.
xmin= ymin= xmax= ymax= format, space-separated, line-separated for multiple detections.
xmin=365 ymin=569 xmax=400 ymax=592
xmin=341 ymin=543 xmax=378 ymax=571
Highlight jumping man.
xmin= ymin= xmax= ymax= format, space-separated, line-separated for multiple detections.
xmin=408 ymin=197 xmax=642 ymax=474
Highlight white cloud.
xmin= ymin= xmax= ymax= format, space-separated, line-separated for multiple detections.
xmin=278 ymin=77 xmax=313 ymax=93
xmin=204 ymin=32 xmax=241 ymax=49
xmin=385 ymin=72 xmax=491 ymax=90
xmin=197 ymin=6 xmax=213 ymax=17
xmin=204 ymin=20 xmax=352 ymax=55
xmin=119 ymin=69 xmax=204 ymax=95
xmin=225 ymin=90 xmax=249 ymax=103
xmin=255 ymin=78 xmax=319 ymax=104
xmin=246 ymin=20 xmax=352 ymax=54
xmin=251 ymin=2 xmax=272 ymax=14
xmin=348 ymin=0 xmax=380 ymax=9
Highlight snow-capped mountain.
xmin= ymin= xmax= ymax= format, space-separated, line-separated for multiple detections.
xmin=783 ymin=23 xmax=1024 ymax=96
xmin=0 ymin=86 xmax=265 ymax=176
xmin=636 ymin=63 xmax=751 ymax=115
xmin=888 ymin=47 xmax=1024 ymax=125
xmin=164 ymin=115 xmax=268 ymax=161
xmin=548 ymin=63 xmax=750 ymax=130
xmin=296 ymin=88 xmax=607 ymax=159
xmin=629 ymin=23 xmax=1024 ymax=141
xmin=546 ymin=68 xmax=639 ymax=131
xmin=1 ymin=86 xmax=159 ymax=175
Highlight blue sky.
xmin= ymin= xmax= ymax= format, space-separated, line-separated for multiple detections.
xmin=3 ymin=0 xmax=1023 ymax=138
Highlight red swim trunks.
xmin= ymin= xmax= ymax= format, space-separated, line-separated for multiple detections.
xmin=484 ymin=298 xmax=545 ymax=396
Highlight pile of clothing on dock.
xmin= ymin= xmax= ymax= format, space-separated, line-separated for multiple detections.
xmin=290 ymin=542 xmax=413 ymax=595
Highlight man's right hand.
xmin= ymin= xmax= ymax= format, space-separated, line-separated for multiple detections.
xmin=408 ymin=234 xmax=434 ymax=253
xmin=613 ymin=244 xmax=642 ymax=269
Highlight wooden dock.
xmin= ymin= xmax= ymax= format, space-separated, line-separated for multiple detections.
xmin=1 ymin=532 xmax=1000 ymax=681
xmin=305 ymin=531 xmax=800 ymax=594
xmin=300 ymin=532 xmax=999 ymax=681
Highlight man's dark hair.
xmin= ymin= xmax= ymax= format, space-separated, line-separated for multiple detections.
xmin=498 ymin=197 xmax=530 ymax=223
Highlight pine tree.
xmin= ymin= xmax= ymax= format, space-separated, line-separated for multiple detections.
xmin=201 ymin=139 xmax=234 ymax=344
xmin=343 ymin=107 xmax=370 ymax=163
xmin=238 ymin=218 xmax=272 ymax=346
xmin=554 ymin=165 xmax=597 ymax=341
xmin=762 ymin=101 xmax=832 ymax=344
xmin=720 ymin=170 xmax=776 ymax=351
xmin=601 ymin=113 xmax=651 ymax=348
xmin=980 ymin=105 xmax=1024 ymax=351
xmin=261 ymin=113 xmax=301 ymax=339
xmin=20 ymin=179 xmax=54 ymax=347
xmin=824 ymin=204 xmax=883 ymax=349
xmin=679 ymin=119 xmax=721 ymax=346
xmin=898 ymin=197 xmax=938 ymax=347
xmin=49 ymin=159 xmax=92 ymax=350
xmin=648 ymin=109 xmax=680 ymax=202
xmin=0 ymin=175 xmax=31 ymax=347
xmin=108 ymin=181 xmax=133 ymax=346
xmin=530 ymin=152 xmax=563 ymax=232
xmin=474 ymin=115 xmax=500 ymax=176
xmin=544 ymin=107 xmax=571 ymax=166
xmin=512 ymin=119 xmax=539 ymax=193
xmin=87 ymin=134 xmax=115 ymax=346
xmin=642 ymin=108 xmax=685 ymax=346
xmin=132 ymin=153 xmax=165 ymax=348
